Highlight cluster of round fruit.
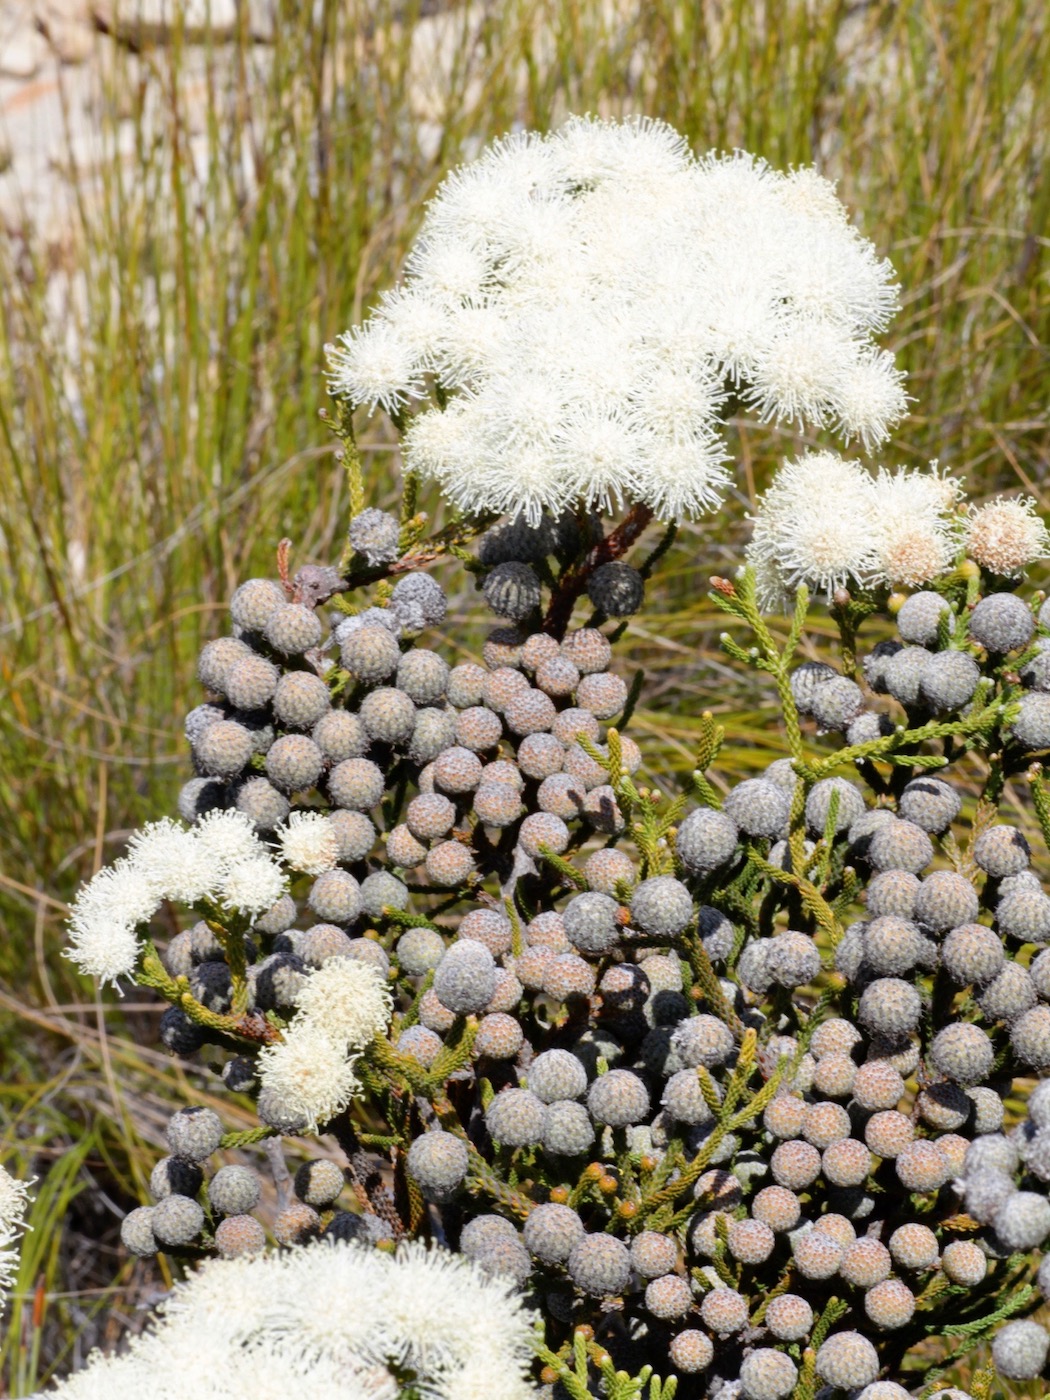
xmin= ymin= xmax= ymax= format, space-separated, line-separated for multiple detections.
xmin=139 ymin=511 xmax=1050 ymax=1399
xmin=791 ymin=585 xmax=1050 ymax=747
xmin=119 ymin=1105 xmax=389 ymax=1262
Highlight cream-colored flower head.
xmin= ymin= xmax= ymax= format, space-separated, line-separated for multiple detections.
xmin=327 ymin=117 xmax=905 ymax=524
xmin=292 ymin=958 xmax=392 ymax=1049
xmin=746 ymin=452 xmax=883 ymax=607
xmin=870 ymin=463 xmax=963 ymax=588
xmin=40 ymin=1240 xmax=538 ymax=1400
xmin=276 ymin=810 xmax=339 ymax=876
xmin=256 ymin=1023 xmax=362 ymax=1134
xmin=965 ymin=495 xmax=1050 ymax=576
xmin=256 ymin=960 xmax=392 ymax=1132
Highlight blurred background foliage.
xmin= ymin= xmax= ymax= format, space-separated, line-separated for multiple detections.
xmin=0 ymin=0 xmax=1048 ymax=1390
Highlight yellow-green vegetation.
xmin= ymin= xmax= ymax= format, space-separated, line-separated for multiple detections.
xmin=0 ymin=1 xmax=1048 ymax=1393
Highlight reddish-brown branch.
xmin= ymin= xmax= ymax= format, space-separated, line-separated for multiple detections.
xmin=543 ymin=503 xmax=655 ymax=638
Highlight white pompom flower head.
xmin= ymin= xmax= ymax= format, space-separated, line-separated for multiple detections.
xmin=746 ymin=452 xmax=963 ymax=610
xmin=326 ymin=116 xmax=906 ymax=525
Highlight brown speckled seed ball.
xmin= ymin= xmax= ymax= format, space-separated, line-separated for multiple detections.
xmin=214 ymin=1214 xmax=266 ymax=1258
xmin=865 ymin=1110 xmax=915 ymax=1159
xmin=895 ymin=1139 xmax=951 ymax=1192
xmin=771 ymin=1139 xmax=821 ymax=1189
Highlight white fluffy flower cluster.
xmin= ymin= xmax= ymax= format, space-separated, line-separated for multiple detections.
xmin=65 ymin=813 xmax=287 ymax=988
xmin=256 ymin=958 xmax=392 ymax=1132
xmin=746 ymin=451 xmax=964 ymax=608
xmin=326 ymin=116 xmax=906 ymax=524
xmin=1 ymin=1163 xmax=33 ymax=1312
xmin=36 ymin=1239 xmax=539 ymax=1400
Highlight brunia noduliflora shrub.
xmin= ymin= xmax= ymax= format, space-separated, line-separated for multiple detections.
xmin=44 ymin=117 xmax=1050 ymax=1400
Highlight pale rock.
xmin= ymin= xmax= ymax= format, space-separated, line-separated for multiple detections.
xmin=0 ymin=24 xmax=50 ymax=77
xmin=93 ymin=0 xmax=238 ymax=45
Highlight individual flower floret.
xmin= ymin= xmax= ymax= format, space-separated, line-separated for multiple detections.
xmin=256 ymin=1022 xmax=362 ymax=1134
xmin=869 ymin=463 xmax=962 ymax=587
xmin=276 ymin=811 xmax=339 ymax=876
xmin=291 ymin=958 xmax=392 ymax=1050
xmin=964 ymin=495 xmax=1050 ymax=576
xmin=126 ymin=818 xmax=220 ymax=903
xmin=746 ymin=451 xmax=882 ymax=606
xmin=218 ymin=855 xmax=288 ymax=917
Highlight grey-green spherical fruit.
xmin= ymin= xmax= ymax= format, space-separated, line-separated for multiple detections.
xmin=120 ymin=1206 xmax=158 ymax=1257
xmin=941 ymin=923 xmax=1005 ymax=985
xmin=396 ymin=927 xmax=446 ymax=976
xmin=867 ymin=818 xmax=933 ymax=874
xmin=992 ymin=1320 xmax=1050 ymax=1380
xmin=1011 ymin=692 xmax=1050 ymax=750
xmin=969 ymin=592 xmax=1034 ymax=653
xmin=920 ymin=649 xmax=980 ymax=713
xmin=528 ymin=1049 xmax=588 ymax=1104
xmin=196 ymin=720 xmax=254 ymax=778
xmin=208 ymin=1164 xmax=261 ymax=1217
xmin=359 ymin=686 xmax=417 ymax=744
xmin=914 ymin=869 xmax=979 ymax=932
xmin=858 ymin=978 xmax=922 ymax=1037
xmin=265 ymin=734 xmax=324 ymax=793
xmin=631 ymin=876 xmax=693 ymax=937
xmin=483 ymin=561 xmax=542 ymax=620
xmin=898 ymin=776 xmax=961 ymax=834
xmin=897 ymin=590 xmax=949 ymax=645
xmin=815 ymin=1332 xmax=879 ymax=1389
xmin=328 ymin=757 xmax=385 ymax=811
xmin=973 ymin=824 xmax=1031 ymax=877
xmin=433 ymin=941 xmax=496 ymax=1014
xmin=230 ymin=578 xmax=286 ymax=633
xmin=224 ymin=653 xmax=280 ymax=711
xmin=805 ymin=777 xmax=866 ymax=835
xmin=359 ymin=870 xmax=408 ymax=917
xmin=307 ymin=869 xmax=362 ymax=925
xmin=166 ymin=1107 xmax=223 ymax=1162
xmin=587 ymin=1069 xmax=650 ymax=1126
xmin=341 ymin=624 xmax=401 ymax=684
xmin=151 ymin=1193 xmax=205 ymax=1247
xmin=406 ymin=1130 xmax=469 ymax=1203
xmin=723 ymin=779 xmax=789 ymax=838
xmin=810 ymin=676 xmax=865 ymax=731
xmin=568 ymin=1233 xmax=631 ymax=1297
xmin=234 ymin=776 xmax=290 ymax=831
xmin=1011 ymin=1004 xmax=1050 ymax=1068
xmin=523 ymin=1202 xmax=585 ymax=1264
xmin=327 ymin=810 xmax=376 ymax=863
xmin=789 ymin=661 xmax=837 ymax=714
xmin=485 ymin=1088 xmax=546 ymax=1147
xmin=675 ymin=807 xmax=739 ymax=873
xmin=542 ymin=1100 xmax=595 ymax=1156
xmin=273 ymin=671 xmax=331 ymax=729
xmin=294 ymin=1158 xmax=344 ymax=1208
xmin=997 ymin=885 xmax=1050 ymax=943
xmin=348 ymin=507 xmax=400 ymax=564
xmin=264 ymin=602 xmax=323 ymax=656
xmin=392 ymin=571 xmax=448 ymax=632
xmin=739 ymin=1349 xmax=798 ymax=1400
xmin=312 ymin=709 xmax=369 ymax=763
xmin=929 ymin=1021 xmax=994 ymax=1084
xmin=564 ymin=891 xmax=621 ymax=954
